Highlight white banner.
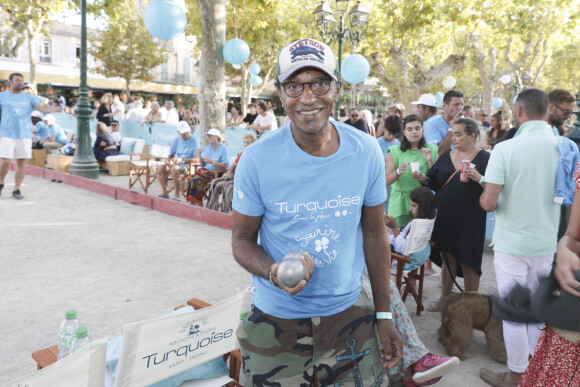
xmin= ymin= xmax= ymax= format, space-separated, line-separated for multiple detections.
xmin=114 ymin=289 xmax=253 ymax=387
xmin=404 ymin=218 xmax=435 ymax=256
xmin=2 ymin=338 xmax=107 ymax=387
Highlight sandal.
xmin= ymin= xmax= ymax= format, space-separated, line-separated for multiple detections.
xmin=428 ymin=299 xmax=442 ymax=312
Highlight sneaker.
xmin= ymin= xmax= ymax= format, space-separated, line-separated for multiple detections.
xmin=402 ymin=376 xmax=443 ymax=386
xmin=412 ymin=353 xmax=459 ymax=383
xmin=12 ymin=189 xmax=24 ymax=200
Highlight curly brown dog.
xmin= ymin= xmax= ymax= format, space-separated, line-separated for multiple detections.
xmin=437 ymin=292 xmax=507 ymax=363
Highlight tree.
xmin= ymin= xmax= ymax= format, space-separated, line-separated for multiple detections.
xmin=89 ymin=15 xmax=169 ymax=97
xmin=194 ymin=0 xmax=227 ymax=144
xmin=0 ymin=0 xmax=76 ymax=86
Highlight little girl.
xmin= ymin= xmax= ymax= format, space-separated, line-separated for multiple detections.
xmin=384 ymin=186 xmax=435 ymax=271
xmin=363 ymin=187 xmax=458 ymax=386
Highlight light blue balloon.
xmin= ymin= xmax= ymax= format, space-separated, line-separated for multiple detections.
xmin=249 ymin=62 xmax=261 ymax=76
xmin=341 ymin=54 xmax=370 ymax=84
xmin=143 ymin=0 xmax=187 ymax=41
xmin=250 ymin=75 xmax=262 ymax=87
xmin=223 ymin=39 xmax=250 ymax=65
xmin=493 ymin=97 xmax=503 ymax=109
xmin=513 ymin=94 xmax=518 ymax=104
xmin=195 ymin=80 xmax=201 ymax=89
xmin=435 ymin=92 xmax=444 ymax=107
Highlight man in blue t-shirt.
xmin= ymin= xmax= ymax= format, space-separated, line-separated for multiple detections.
xmin=423 ymin=90 xmax=464 ymax=154
xmin=158 ymin=121 xmax=198 ymax=201
xmin=232 ymin=38 xmax=403 ymax=386
xmin=0 ymin=73 xmax=55 ymax=200
xmin=37 ymin=114 xmax=68 ymax=157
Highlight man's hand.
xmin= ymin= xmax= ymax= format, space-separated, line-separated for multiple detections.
xmin=449 ymin=109 xmax=463 ymax=127
xmin=376 ymin=319 xmax=403 ymax=369
xmin=555 ymin=236 xmax=580 ymax=297
xmin=270 ymin=252 xmax=315 ymax=296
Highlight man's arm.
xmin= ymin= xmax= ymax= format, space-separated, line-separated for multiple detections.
xmin=34 ymin=103 xmax=58 ymax=114
xmin=480 ymin=182 xmax=503 ymax=211
xmin=361 ymin=204 xmax=403 ymax=368
xmin=555 ymin=189 xmax=580 ymax=297
xmin=438 ymin=131 xmax=452 ymax=154
xmin=232 ymin=210 xmax=313 ymax=295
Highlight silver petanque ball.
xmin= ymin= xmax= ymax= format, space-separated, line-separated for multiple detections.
xmin=277 ymin=252 xmax=306 ymax=288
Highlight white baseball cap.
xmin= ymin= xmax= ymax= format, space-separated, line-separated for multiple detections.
xmin=411 ymin=94 xmax=437 ymax=107
xmin=42 ymin=114 xmax=56 ymax=124
xmin=177 ymin=121 xmax=191 ymax=134
xmin=205 ymin=128 xmax=221 ymax=137
xmin=31 ymin=111 xmax=42 ymax=118
xmin=276 ymin=38 xmax=340 ymax=83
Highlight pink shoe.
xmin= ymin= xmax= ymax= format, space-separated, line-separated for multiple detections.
xmin=412 ymin=353 xmax=459 ymax=383
xmin=402 ymin=376 xmax=442 ymax=386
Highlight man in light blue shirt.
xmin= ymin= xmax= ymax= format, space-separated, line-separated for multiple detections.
xmin=231 ymin=38 xmax=403 ymax=386
xmin=479 ymin=89 xmax=560 ymax=386
xmin=0 ymin=73 xmax=54 ymax=200
xmin=423 ymin=90 xmax=464 ymax=154
xmin=38 ymin=114 xmax=68 ymax=157
xmin=158 ymin=121 xmax=198 ymax=201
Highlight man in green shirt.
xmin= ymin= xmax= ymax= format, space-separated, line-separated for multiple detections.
xmin=479 ymin=89 xmax=560 ymax=387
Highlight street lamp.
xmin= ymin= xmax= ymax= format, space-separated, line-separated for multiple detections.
xmin=69 ymin=0 xmax=99 ymax=179
xmin=500 ymin=72 xmax=532 ymax=101
xmin=313 ymin=0 xmax=370 ymax=119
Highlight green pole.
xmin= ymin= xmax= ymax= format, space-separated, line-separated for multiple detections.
xmin=69 ymin=0 xmax=99 ymax=179
xmin=334 ymin=15 xmax=344 ymax=121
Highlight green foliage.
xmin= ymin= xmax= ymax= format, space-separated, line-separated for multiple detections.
xmin=89 ymin=13 xmax=169 ymax=94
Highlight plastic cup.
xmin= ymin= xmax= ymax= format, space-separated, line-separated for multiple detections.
xmin=410 ymin=162 xmax=420 ymax=174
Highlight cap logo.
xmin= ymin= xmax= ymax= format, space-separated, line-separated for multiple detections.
xmin=289 ymin=39 xmax=326 ymax=63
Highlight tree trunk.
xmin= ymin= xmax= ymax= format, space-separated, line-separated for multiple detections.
xmin=195 ymin=0 xmax=226 ymax=147
xmin=27 ymin=31 xmax=37 ymax=87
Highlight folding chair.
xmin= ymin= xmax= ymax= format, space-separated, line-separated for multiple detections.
xmin=17 ymin=338 xmax=108 ymax=387
xmin=390 ymin=218 xmax=435 ymax=316
xmin=128 ymin=143 xmax=168 ymax=193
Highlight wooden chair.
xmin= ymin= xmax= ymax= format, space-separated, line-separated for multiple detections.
xmin=128 ymin=143 xmax=168 ymax=193
xmin=165 ymin=157 xmax=201 ymax=197
xmin=389 ymin=218 xmax=436 ymax=316
xmin=32 ymin=299 xmax=242 ymax=387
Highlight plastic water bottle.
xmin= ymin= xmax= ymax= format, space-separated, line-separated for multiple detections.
xmin=69 ymin=327 xmax=90 ymax=355
xmin=57 ymin=309 xmax=79 ymax=360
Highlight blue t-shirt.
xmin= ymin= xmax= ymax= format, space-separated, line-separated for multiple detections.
xmin=233 ymin=122 xmax=387 ymax=319
xmin=48 ymin=123 xmax=68 ymax=145
xmin=424 ymin=115 xmax=449 ymax=146
xmin=170 ymin=136 xmax=198 ymax=160
xmin=34 ymin=121 xmax=50 ymax=140
xmin=377 ymin=137 xmax=400 ymax=160
xmin=202 ymin=143 xmax=229 ymax=171
xmin=0 ymin=91 xmax=40 ymax=139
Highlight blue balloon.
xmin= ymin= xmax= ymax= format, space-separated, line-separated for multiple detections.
xmin=513 ymin=94 xmax=518 ymax=104
xmin=341 ymin=54 xmax=370 ymax=84
xmin=143 ymin=0 xmax=186 ymax=41
xmin=195 ymin=80 xmax=201 ymax=89
xmin=249 ymin=62 xmax=261 ymax=76
xmin=250 ymin=75 xmax=262 ymax=87
xmin=435 ymin=92 xmax=444 ymax=107
xmin=493 ymin=97 xmax=503 ymax=109
xmin=223 ymin=39 xmax=250 ymax=65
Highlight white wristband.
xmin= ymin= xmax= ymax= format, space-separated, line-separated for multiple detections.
xmin=376 ymin=312 xmax=393 ymax=320
xmin=395 ymin=168 xmax=401 ymax=176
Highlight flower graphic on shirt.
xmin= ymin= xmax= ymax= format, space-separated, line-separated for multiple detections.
xmin=315 ymin=237 xmax=329 ymax=252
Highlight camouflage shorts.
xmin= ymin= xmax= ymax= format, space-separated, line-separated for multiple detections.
xmin=236 ymin=291 xmax=385 ymax=387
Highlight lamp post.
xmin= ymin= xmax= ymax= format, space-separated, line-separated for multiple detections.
xmin=69 ymin=0 xmax=99 ymax=179
xmin=500 ymin=72 xmax=532 ymax=102
xmin=313 ymin=0 xmax=370 ymax=120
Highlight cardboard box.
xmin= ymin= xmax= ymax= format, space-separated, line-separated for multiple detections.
xmin=46 ymin=154 xmax=73 ymax=173
xmin=26 ymin=149 xmax=45 ymax=168
xmin=106 ymin=161 xmax=131 ymax=176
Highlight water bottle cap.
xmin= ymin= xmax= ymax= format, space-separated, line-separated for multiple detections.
xmin=65 ymin=309 xmax=77 ymax=319
xmin=75 ymin=327 xmax=88 ymax=338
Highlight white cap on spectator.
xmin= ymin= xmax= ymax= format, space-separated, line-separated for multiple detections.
xmin=31 ymin=111 xmax=42 ymax=118
xmin=177 ymin=121 xmax=191 ymax=134
xmin=42 ymin=114 xmax=56 ymax=124
xmin=411 ymin=94 xmax=437 ymax=107
xmin=206 ymin=128 xmax=221 ymax=137
xmin=24 ymin=82 xmax=35 ymax=91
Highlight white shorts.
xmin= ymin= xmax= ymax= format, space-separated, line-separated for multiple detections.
xmin=0 ymin=137 xmax=33 ymax=159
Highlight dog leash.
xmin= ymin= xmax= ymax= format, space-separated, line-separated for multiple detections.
xmin=440 ymin=249 xmax=465 ymax=293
